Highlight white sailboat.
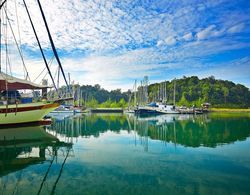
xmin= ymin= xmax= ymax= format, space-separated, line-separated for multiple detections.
xmin=0 ymin=0 xmax=70 ymax=125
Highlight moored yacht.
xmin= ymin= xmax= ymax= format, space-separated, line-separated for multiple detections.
xmin=0 ymin=0 xmax=71 ymax=125
xmin=0 ymin=73 xmax=61 ymax=125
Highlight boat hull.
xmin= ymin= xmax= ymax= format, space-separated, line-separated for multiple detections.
xmin=135 ymin=108 xmax=163 ymax=115
xmin=0 ymin=102 xmax=59 ymax=125
xmin=135 ymin=106 xmax=180 ymax=115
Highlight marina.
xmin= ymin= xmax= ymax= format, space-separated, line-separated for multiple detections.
xmin=1 ymin=113 xmax=250 ymax=194
xmin=0 ymin=0 xmax=249 ymax=195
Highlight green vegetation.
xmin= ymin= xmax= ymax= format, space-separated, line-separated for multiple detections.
xmin=148 ymin=76 xmax=250 ymax=108
xmin=210 ymin=108 xmax=250 ymax=113
xmin=69 ymin=84 xmax=129 ymax=108
xmin=57 ymin=76 xmax=249 ymax=109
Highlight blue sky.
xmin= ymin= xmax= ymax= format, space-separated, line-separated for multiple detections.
xmin=2 ymin=0 xmax=250 ymax=90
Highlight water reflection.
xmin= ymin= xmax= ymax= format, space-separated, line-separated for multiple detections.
xmin=47 ymin=113 xmax=250 ymax=148
xmin=0 ymin=126 xmax=72 ymax=194
xmin=0 ymin=114 xmax=249 ymax=195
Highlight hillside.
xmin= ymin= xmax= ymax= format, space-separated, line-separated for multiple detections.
xmin=148 ymin=76 xmax=250 ymax=108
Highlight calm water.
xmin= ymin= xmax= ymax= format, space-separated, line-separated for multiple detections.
xmin=0 ymin=113 xmax=250 ymax=195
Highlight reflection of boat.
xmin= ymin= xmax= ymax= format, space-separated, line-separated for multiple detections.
xmin=0 ymin=126 xmax=58 ymax=147
xmin=47 ymin=113 xmax=250 ymax=148
xmin=137 ymin=114 xmax=192 ymax=125
xmin=0 ymin=125 xmax=72 ymax=178
xmin=50 ymin=105 xmax=81 ymax=114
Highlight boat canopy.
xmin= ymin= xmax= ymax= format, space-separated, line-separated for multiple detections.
xmin=0 ymin=72 xmax=50 ymax=90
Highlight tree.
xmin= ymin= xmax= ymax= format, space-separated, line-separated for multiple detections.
xmin=86 ymin=98 xmax=99 ymax=108
xmin=117 ymin=98 xmax=127 ymax=108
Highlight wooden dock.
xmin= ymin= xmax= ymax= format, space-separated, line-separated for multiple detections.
xmin=90 ymin=108 xmax=124 ymax=113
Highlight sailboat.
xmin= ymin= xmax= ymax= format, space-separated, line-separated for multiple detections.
xmin=135 ymin=79 xmax=179 ymax=115
xmin=124 ymin=80 xmax=137 ymax=114
xmin=0 ymin=0 xmax=70 ymax=125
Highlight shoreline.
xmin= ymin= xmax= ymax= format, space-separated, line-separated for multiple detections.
xmin=210 ymin=108 xmax=250 ymax=112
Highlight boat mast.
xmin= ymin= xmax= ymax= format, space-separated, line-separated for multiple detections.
xmin=36 ymin=0 xmax=70 ymax=90
xmin=173 ymin=78 xmax=176 ymax=106
xmin=0 ymin=1 xmax=1 ymax=73
xmin=134 ymin=80 xmax=137 ymax=107
xmin=23 ymin=0 xmax=58 ymax=93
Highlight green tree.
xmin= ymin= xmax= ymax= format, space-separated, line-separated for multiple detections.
xmin=86 ymin=98 xmax=99 ymax=108
xmin=117 ymin=98 xmax=127 ymax=108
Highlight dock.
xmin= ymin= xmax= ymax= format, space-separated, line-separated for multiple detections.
xmin=90 ymin=108 xmax=124 ymax=113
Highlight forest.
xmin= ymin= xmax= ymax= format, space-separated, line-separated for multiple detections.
xmin=148 ymin=76 xmax=250 ymax=108
xmin=58 ymin=76 xmax=249 ymax=108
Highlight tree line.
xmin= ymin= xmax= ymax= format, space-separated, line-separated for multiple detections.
xmin=148 ymin=76 xmax=250 ymax=108
xmin=55 ymin=76 xmax=249 ymax=108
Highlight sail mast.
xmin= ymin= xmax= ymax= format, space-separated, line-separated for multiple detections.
xmin=134 ymin=80 xmax=137 ymax=107
xmin=173 ymin=78 xmax=176 ymax=106
xmin=36 ymin=0 xmax=69 ymax=90
xmin=0 ymin=2 xmax=1 ymax=73
xmin=23 ymin=0 xmax=58 ymax=94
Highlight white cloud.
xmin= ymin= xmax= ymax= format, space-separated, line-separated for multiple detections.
xmin=227 ymin=23 xmax=245 ymax=33
xmin=156 ymin=40 xmax=164 ymax=47
xmin=196 ymin=25 xmax=216 ymax=40
xmin=196 ymin=25 xmax=225 ymax=40
xmin=182 ymin=32 xmax=193 ymax=41
xmin=164 ymin=36 xmax=176 ymax=46
xmin=1 ymin=0 xmax=249 ymax=90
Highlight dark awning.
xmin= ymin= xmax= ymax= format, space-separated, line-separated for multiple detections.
xmin=0 ymin=72 xmax=51 ymax=90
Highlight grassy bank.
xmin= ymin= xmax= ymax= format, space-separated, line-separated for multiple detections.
xmin=211 ymin=108 xmax=250 ymax=112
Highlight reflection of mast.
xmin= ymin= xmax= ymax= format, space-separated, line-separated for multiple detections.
xmin=174 ymin=120 xmax=176 ymax=149
xmin=36 ymin=145 xmax=71 ymax=195
xmin=51 ymin=148 xmax=70 ymax=195
xmin=12 ymin=170 xmax=23 ymax=195
xmin=146 ymin=121 xmax=148 ymax=151
xmin=126 ymin=114 xmax=137 ymax=146
xmin=37 ymin=155 xmax=55 ymax=195
xmin=126 ymin=115 xmax=132 ymax=131
xmin=141 ymin=120 xmax=148 ymax=152
xmin=134 ymin=115 xmax=137 ymax=146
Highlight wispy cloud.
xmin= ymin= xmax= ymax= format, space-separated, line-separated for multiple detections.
xmin=1 ymin=0 xmax=250 ymax=90
xmin=227 ymin=23 xmax=245 ymax=33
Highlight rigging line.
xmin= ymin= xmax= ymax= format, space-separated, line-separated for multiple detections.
xmin=14 ymin=0 xmax=22 ymax=49
xmin=52 ymin=64 xmax=58 ymax=83
xmin=14 ymin=0 xmax=23 ymax=78
xmin=0 ymin=0 xmax=7 ymax=10
xmin=3 ymin=8 xmax=12 ymax=77
xmin=38 ymin=59 xmax=55 ymax=86
xmin=23 ymin=0 xmax=58 ymax=94
xmin=33 ymin=56 xmax=54 ymax=83
xmin=36 ymin=0 xmax=70 ymax=91
xmin=4 ymin=5 xmax=7 ymax=75
xmin=3 ymin=7 xmax=30 ymax=80
xmin=57 ymin=65 xmax=60 ymax=89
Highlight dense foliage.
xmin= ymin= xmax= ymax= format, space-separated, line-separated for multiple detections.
xmin=55 ymin=76 xmax=249 ymax=108
xmin=73 ymin=84 xmax=129 ymax=108
xmin=148 ymin=76 xmax=250 ymax=108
